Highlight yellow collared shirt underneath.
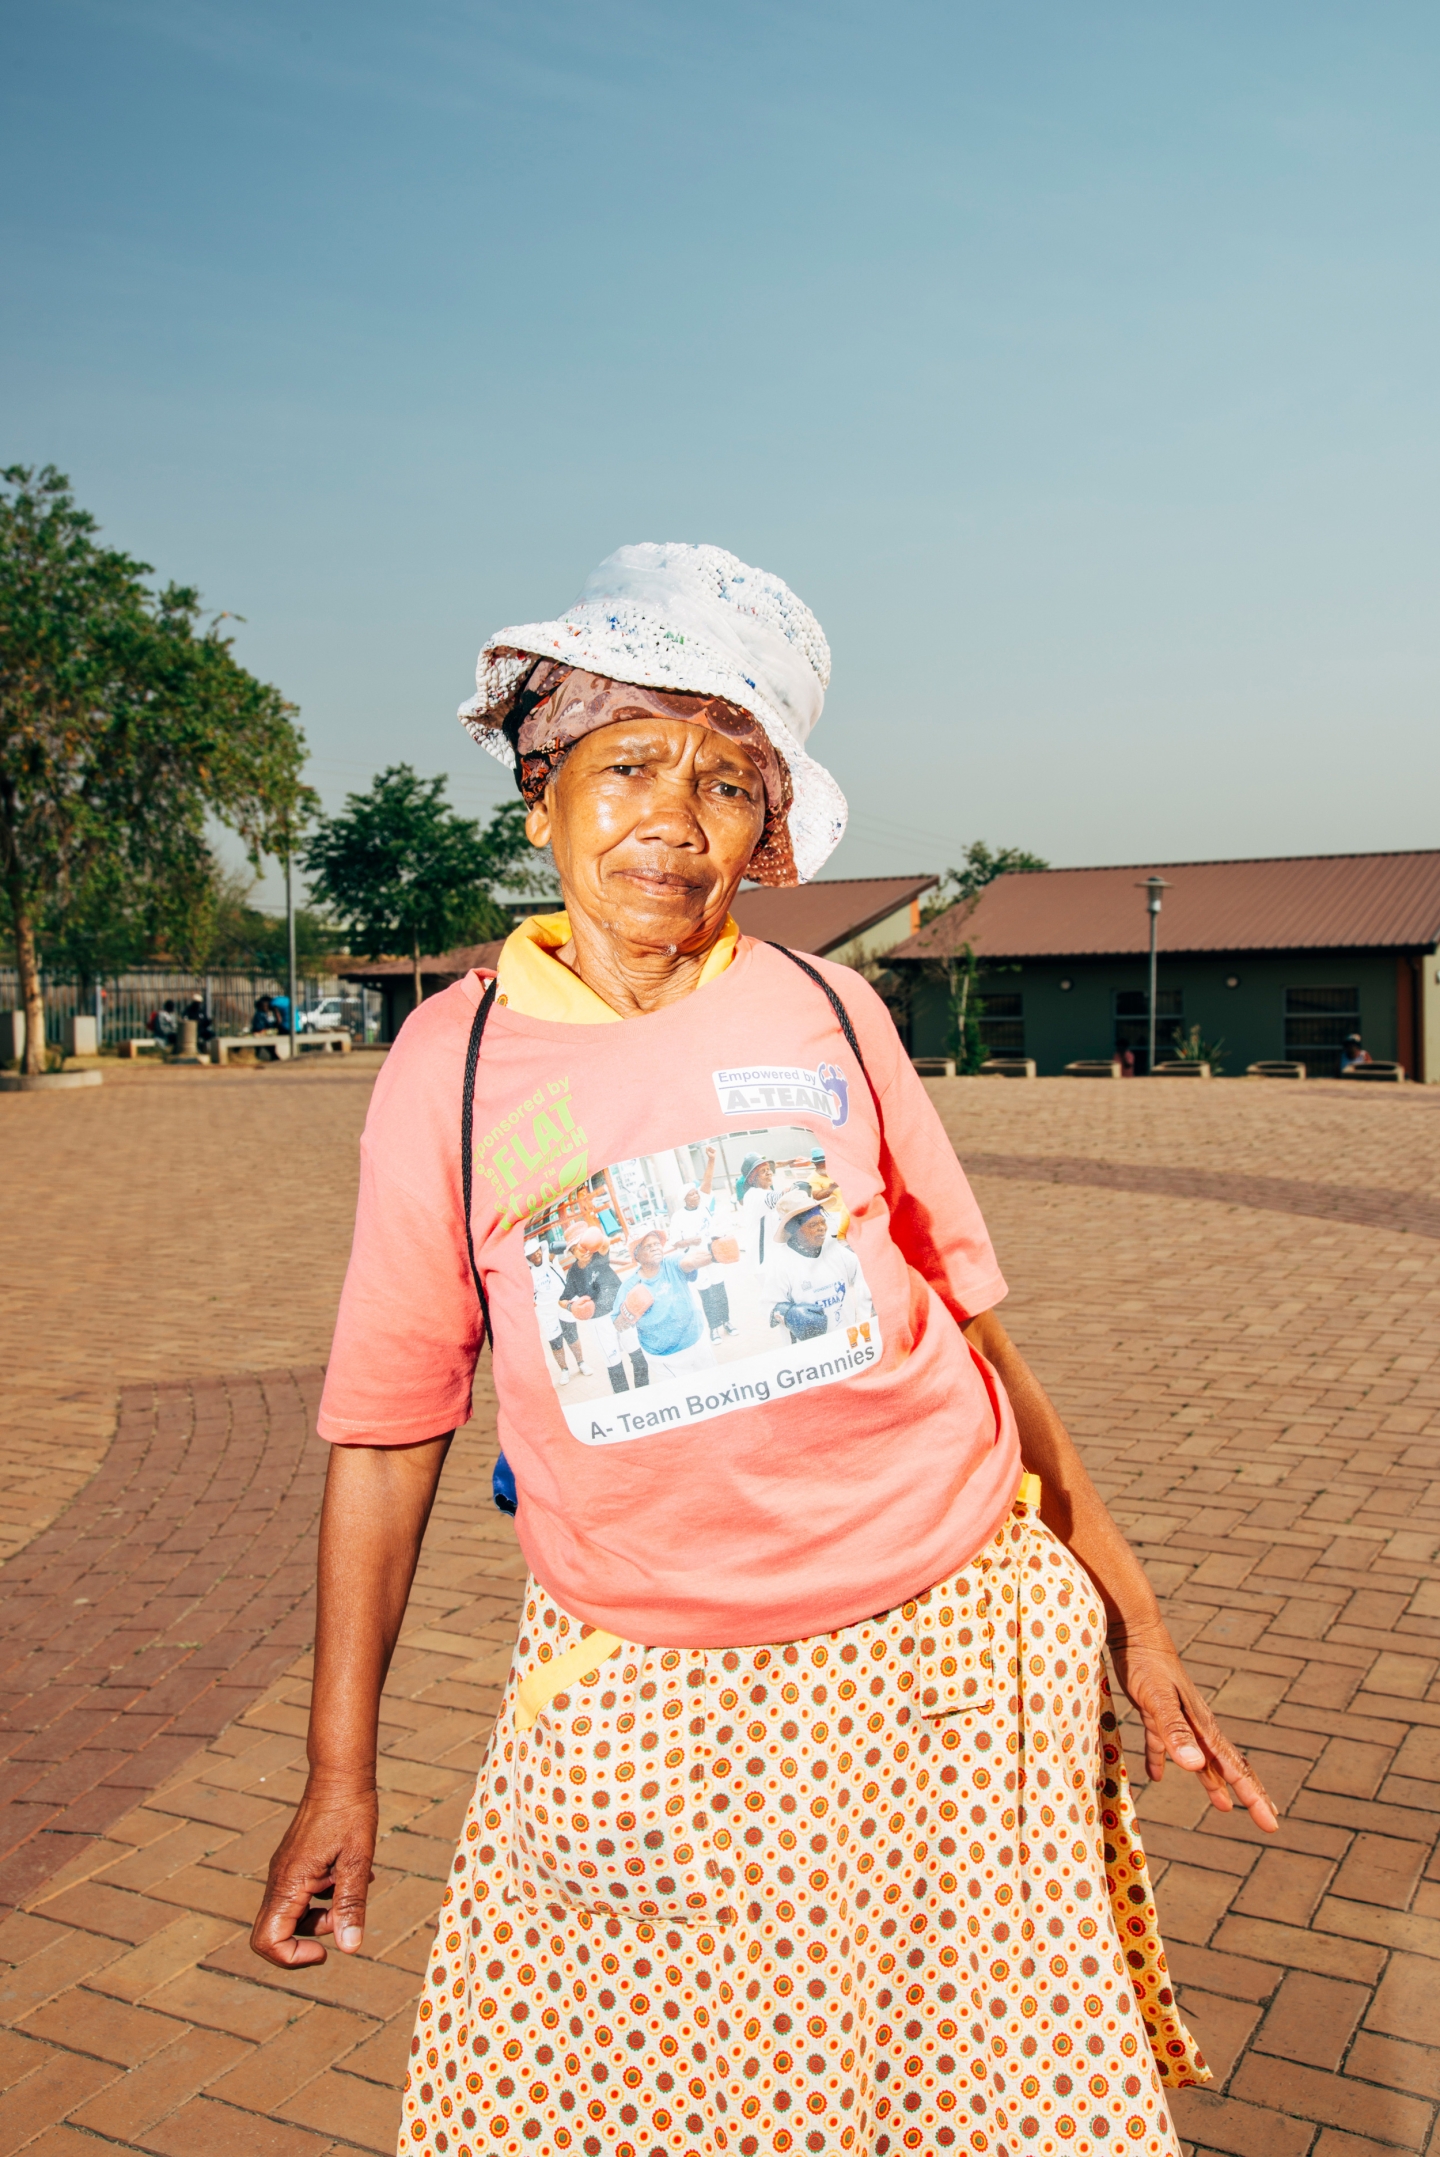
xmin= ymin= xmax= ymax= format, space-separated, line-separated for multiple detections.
xmin=493 ymin=910 xmax=740 ymax=1022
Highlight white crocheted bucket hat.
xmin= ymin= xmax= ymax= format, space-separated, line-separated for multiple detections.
xmin=458 ymin=542 xmax=847 ymax=885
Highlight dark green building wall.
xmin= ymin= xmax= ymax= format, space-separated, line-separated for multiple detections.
xmin=898 ymin=948 xmax=1411 ymax=1076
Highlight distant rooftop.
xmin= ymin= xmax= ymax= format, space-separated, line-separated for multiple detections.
xmin=340 ymin=940 xmax=505 ymax=984
xmin=731 ymin=874 xmax=938 ymax=957
xmin=891 ymin=849 xmax=1440 ymax=962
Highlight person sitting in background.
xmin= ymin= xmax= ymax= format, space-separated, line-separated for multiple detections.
xmin=183 ymin=998 xmax=214 ymax=1048
xmin=249 ymin=995 xmax=280 ymax=1062
xmin=151 ymin=999 xmax=178 ymax=1045
xmin=1340 ymin=1032 xmax=1372 ymax=1073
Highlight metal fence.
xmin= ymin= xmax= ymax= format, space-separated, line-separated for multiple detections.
xmin=0 ymin=969 xmax=380 ymax=1048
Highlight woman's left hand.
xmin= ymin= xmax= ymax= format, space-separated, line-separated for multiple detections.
xmin=1108 ymin=1620 xmax=1278 ymax=1832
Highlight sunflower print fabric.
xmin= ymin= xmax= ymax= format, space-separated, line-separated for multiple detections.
xmin=397 ymin=1502 xmax=1205 ymax=2156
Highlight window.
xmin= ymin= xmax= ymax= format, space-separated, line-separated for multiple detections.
xmin=1113 ymin=988 xmax=1182 ymax=1074
xmin=978 ymin=991 xmax=1024 ymax=1056
xmin=1284 ymin=986 xmax=1359 ymax=1078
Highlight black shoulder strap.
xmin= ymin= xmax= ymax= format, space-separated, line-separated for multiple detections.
xmin=765 ymin=942 xmax=881 ymax=1116
xmin=460 ymin=977 xmax=498 ymax=1345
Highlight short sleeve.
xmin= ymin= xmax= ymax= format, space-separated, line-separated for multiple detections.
xmin=316 ymin=984 xmax=485 ymax=1445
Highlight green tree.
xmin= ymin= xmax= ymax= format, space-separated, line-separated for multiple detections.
xmin=39 ymin=854 xmax=164 ymax=986
xmin=0 ymin=466 xmax=312 ymax=1072
xmin=473 ymin=797 xmax=559 ymax=905
xmin=945 ymin=943 xmax=987 ymax=1074
xmin=302 ymin=766 xmax=524 ymax=1010
xmin=921 ymin=840 xmax=1050 ymax=925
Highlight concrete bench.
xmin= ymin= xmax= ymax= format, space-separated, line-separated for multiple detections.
xmin=211 ymin=1030 xmax=351 ymax=1066
xmin=116 ymin=1037 xmax=166 ymax=1059
xmin=1064 ymin=1059 xmax=1121 ymax=1078
xmin=1248 ymin=1060 xmax=1306 ymax=1079
xmin=911 ymin=1056 xmax=957 ymax=1078
xmin=1154 ymin=1060 xmax=1212 ymax=1078
xmin=1343 ymin=1061 xmax=1405 ymax=1082
xmin=979 ymin=1058 xmax=1037 ymax=1079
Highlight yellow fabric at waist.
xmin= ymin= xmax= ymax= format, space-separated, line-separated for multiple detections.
xmin=513 ymin=1471 xmax=1045 ymax=1730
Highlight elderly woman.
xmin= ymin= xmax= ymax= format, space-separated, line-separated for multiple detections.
xmin=616 ymin=1228 xmax=713 ymax=1377
xmin=254 ymin=544 xmax=1273 ymax=2157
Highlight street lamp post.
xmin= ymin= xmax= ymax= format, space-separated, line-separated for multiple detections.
xmin=286 ymin=850 xmax=298 ymax=1063
xmin=1140 ymin=876 xmax=1171 ymax=1074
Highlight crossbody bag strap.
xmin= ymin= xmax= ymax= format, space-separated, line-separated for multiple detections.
xmin=461 ymin=976 xmax=499 ymax=1347
xmin=765 ymin=941 xmax=883 ymax=1120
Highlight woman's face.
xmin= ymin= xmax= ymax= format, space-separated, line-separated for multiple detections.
xmin=635 ymin=1232 xmax=665 ymax=1271
xmin=525 ymin=713 xmax=766 ymax=954
xmin=788 ymin=1207 xmax=828 ymax=1256
xmin=755 ymin=1161 xmax=774 ymax=1190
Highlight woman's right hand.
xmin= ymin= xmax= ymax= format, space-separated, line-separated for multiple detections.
xmin=251 ymin=1438 xmax=451 ymax=1967
xmin=250 ymin=1777 xmax=379 ymax=1967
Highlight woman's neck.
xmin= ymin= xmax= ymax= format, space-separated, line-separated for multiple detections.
xmin=555 ymin=909 xmax=728 ymax=1016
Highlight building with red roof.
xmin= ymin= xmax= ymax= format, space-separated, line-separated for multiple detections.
xmin=887 ymin=850 xmax=1440 ymax=1079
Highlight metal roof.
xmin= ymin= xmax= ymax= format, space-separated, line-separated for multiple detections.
xmin=341 ymin=940 xmax=505 ymax=983
xmin=891 ymin=850 xmax=1440 ymax=962
xmin=731 ymin=875 xmax=938 ymax=957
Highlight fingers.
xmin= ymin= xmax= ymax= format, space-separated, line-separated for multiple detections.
xmin=1117 ymin=1648 xmax=1280 ymax=1833
xmin=1179 ymin=1689 xmax=1279 ymax=1831
xmin=251 ymin=1861 xmax=334 ymax=1968
xmin=1141 ymin=1685 xmax=1278 ymax=1832
xmin=326 ymin=1843 xmax=375 ymax=1955
xmin=249 ymin=1796 xmax=378 ymax=1967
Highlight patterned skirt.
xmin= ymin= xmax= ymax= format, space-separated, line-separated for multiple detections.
xmin=397 ymin=1501 xmax=1206 ymax=2156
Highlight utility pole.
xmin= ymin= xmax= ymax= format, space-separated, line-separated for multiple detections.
xmin=286 ymin=849 xmax=298 ymax=1063
xmin=1141 ymin=876 xmax=1171 ymax=1074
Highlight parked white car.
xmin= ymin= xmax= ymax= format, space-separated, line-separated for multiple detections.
xmin=298 ymin=996 xmax=351 ymax=1035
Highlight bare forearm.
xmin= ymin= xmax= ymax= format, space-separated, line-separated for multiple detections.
xmin=307 ymin=1436 xmax=452 ymax=1784
xmin=963 ymin=1311 xmax=1164 ymax=1640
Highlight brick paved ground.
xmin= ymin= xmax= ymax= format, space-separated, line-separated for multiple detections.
xmin=936 ymin=1079 xmax=1440 ymax=2157
xmin=0 ymin=1371 xmax=326 ymax=1911
xmin=1 ymin=1069 xmax=1437 ymax=2153
xmin=0 ymin=1057 xmax=380 ymax=1565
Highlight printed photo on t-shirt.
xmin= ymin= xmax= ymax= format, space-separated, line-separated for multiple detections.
xmin=520 ymin=1125 xmax=881 ymax=1445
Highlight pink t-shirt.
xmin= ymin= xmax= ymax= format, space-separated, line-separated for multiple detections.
xmin=318 ymin=938 xmax=1020 ymax=1646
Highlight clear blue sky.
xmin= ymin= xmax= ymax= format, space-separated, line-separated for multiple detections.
xmin=5 ymin=1 xmax=1438 ymax=904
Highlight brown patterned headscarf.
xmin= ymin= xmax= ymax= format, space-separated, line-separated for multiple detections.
xmin=503 ymin=661 xmax=797 ymax=885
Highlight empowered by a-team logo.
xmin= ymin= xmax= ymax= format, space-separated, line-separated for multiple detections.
xmin=712 ymin=1063 xmax=849 ymax=1127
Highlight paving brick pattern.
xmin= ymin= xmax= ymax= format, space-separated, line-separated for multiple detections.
xmin=0 ymin=1384 xmax=511 ymax=2155
xmin=0 ymin=1057 xmax=379 ymax=1565
xmin=0 ymin=1372 xmax=326 ymax=1913
xmin=0 ymin=1069 xmax=1436 ymax=2152
xmin=934 ymin=1080 xmax=1440 ymax=2156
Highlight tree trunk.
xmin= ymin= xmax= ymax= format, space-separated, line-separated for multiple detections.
xmin=412 ymin=929 xmax=424 ymax=1012
xmin=8 ymin=880 xmax=46 ymax=1076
